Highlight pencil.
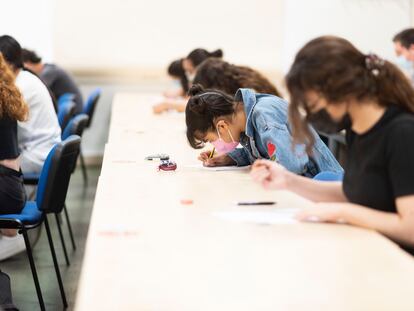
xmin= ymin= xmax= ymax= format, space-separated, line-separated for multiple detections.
xmin=209 ymin=147 xmax=215 ymax=159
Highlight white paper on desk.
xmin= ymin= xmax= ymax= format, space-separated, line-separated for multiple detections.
xmin=185 ymin=164 xmax=251 ymax=171
xmin=213 ymin=209 xmax=299 ymax=225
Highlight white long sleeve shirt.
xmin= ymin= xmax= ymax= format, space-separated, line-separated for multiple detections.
xmin=16 ymin=70 xmax=61 ymax=173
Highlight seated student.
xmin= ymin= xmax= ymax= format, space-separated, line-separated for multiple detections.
xmin=0 ymin=35 xmax=61 ymax=175
xmin=182 ymin=48 xmax=223 ymax=79
xmin=185 ymin=84 xmax=342 ymax=177
xmin=153 ymin=48 xmax=223 ymax=114
xmin=22 ymin=48 xmax=84 ymax=113
xmin=154 ymin=59 xmax=190 ymax=114
xmin=163 ymin=59 xmax=189 ymax=98
xmin=0 ymin=54 xmax=28 ymax=238
xmin=251 ymin=36 xmax=414 ymax=254
xmin=194 ymin=58 xmax=281 ymax=96
xmin=392 ymin=29 xmax=414 ymax=77
xmin=155 ymin=57 xmax=281 ymax=114
xmin=0 ymin=36 xmax=60 ymax=261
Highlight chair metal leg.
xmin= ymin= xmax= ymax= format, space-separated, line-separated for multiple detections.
xmin=80 ymin=148 xmax=88 ymax=184
xmin=64 ymin=204 xmax=76 ymax=250
xmin=22 ymin=228 xmax=46 ymax=311
xmin=55 ymin=213 xmax=70 ymax=266
xmin=44 ymin=216 xmax=68 ymax=308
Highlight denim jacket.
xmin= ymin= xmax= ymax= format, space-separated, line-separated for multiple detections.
xmin=228 ymin=89 xmax=343 ymax=177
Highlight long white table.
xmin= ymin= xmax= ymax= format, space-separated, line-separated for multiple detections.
xmin=75 ymin=93 xmax=414 ymax=311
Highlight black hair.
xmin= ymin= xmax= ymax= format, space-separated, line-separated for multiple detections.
xmin=186 ymin=48 xmax=223 ymax=67
xmin=22 ymin=48 xmax=42 ymax=64
xmin=0 ymin=39 xmax=57 ymax=112
xmin=167 ymin=58 xmax=189 ymax=92
xmin=0 ymin=35 xmax=24 ymax=69
xmin=394 ymin=28 xmax=414 ymax=48
xmin=185 ymin=84 xmax=235 ymax=149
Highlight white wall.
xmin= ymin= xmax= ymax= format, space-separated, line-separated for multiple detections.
xmin=0 ymin=0 xmax=54 ymax=62
xmin=282 ymin=0 xmax=412 ymax=72
xmin=54 ymin=0 xmax=284 ymax=71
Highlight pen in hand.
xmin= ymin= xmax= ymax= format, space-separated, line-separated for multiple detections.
xmin=209 ymin=147 xmax=215 ymax=159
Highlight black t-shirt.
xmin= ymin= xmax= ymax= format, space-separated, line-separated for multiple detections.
xmin=0 ymin=118 xmax=19 ymax=160
xmin=343 ymin=106 xmax=414 ymax=212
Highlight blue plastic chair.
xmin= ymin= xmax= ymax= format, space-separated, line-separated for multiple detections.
xmin=23 ymin=114 xmax=90 ymax=266
xmin=58 ymin=100 xmax=76 ymax=131
xmin=0 ymin=136 xmax=81 ymax=311
xmin=57 ymin=93 xmax=75 ymax=108
xmin=83 ymin=88 xmax=101 ymax=128
xmin=313 ymin=171 xmax=344 ymax=182
xmin=77 ymin=88 xmax=101 ymax=184
xmin=62 ymin=114 xmax=89 ymax=141
xmin=63 ymin=114 xmax=89 ymax=184
xmin=56 ymin=114 xmax=90 ymax=255
xmin=24 ymin=108 xmax=82 ymax=186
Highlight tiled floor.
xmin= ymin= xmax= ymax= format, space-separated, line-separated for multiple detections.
xmin=1 ymin=166 xmax=100 ymax=311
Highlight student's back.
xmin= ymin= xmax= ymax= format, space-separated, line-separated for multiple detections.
xmin=22 ymin=48 xmax=84 ymax=113
xmin=16 ymin=70 xmax=61 ymax=173
xmin=41 ymin=63 xmax=83 ymax=113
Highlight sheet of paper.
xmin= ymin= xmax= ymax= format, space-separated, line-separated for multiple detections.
xmin=185 ymin=164 xmax=251 ymax=171
xmin=213 ymin=208 xmax=299 ymax=225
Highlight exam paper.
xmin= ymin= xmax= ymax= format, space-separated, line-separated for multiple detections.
xmin=213 ymin=208 xmax=299 ymax=225
xmin=185 ymin=164 xmax=251 ymax=171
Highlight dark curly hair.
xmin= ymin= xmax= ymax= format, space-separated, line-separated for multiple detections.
xmin=194 ymin=58 xmax=281 ymax=97
xmin=0 ymin=53 xmax=28 ymax=121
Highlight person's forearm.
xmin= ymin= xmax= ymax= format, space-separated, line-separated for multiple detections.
xmin=172 ymin=103 xmax=186 ymax=112
xmin=341 ymin=205 xmax=414 ymax=248
xmin=287 ymin=174 xmax=347 ymax=202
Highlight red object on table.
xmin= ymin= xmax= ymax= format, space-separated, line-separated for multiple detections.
xmin=158 ymin=161 xmax=177 ymax=171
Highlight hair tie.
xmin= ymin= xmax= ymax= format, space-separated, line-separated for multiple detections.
xmin=365 ymin=53 xmax=384 ymax=76
xmin=199 ymin=92 xmax=223 ymax=97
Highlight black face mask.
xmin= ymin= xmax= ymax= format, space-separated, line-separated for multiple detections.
xmin=306 ymin=108 xmax=352 ymax=134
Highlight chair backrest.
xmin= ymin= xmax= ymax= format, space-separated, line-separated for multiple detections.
xmin=36 ymin=135 xmax=81 ymax=214
xmin=83 ymin=88 xmax=101 ymax=128
xmin=62 ymin=114 xmax=89 ymax=140
xmin=58 ymin=101 xmax=76 ymax=131
xmin=58 ymin=93 xmax=75 ymax=108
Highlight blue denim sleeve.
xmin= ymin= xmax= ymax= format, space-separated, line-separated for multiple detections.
xmin=310 ymin=127 xmax=344 ymax=174
xmin=258 ymin=124 xmax=309 ymax=174
xmin=227 ymin=148 xmax=251 ymax=167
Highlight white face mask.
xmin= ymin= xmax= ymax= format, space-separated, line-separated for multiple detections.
xmin=396 ymin=55 xmax=413 ymax=73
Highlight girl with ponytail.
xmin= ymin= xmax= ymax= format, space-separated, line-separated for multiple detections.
xmin=153 ymin=48 xmax=224 ymax=114
xmin=183 ymin=48 xmax=224 ymax=79
xmin=185 ymin=84 xmax=342 ymax=176
xmin=163 ymin=59 xmax=189 ymax=98
xmin=251 ymin=36 xmax=414 ymax=254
